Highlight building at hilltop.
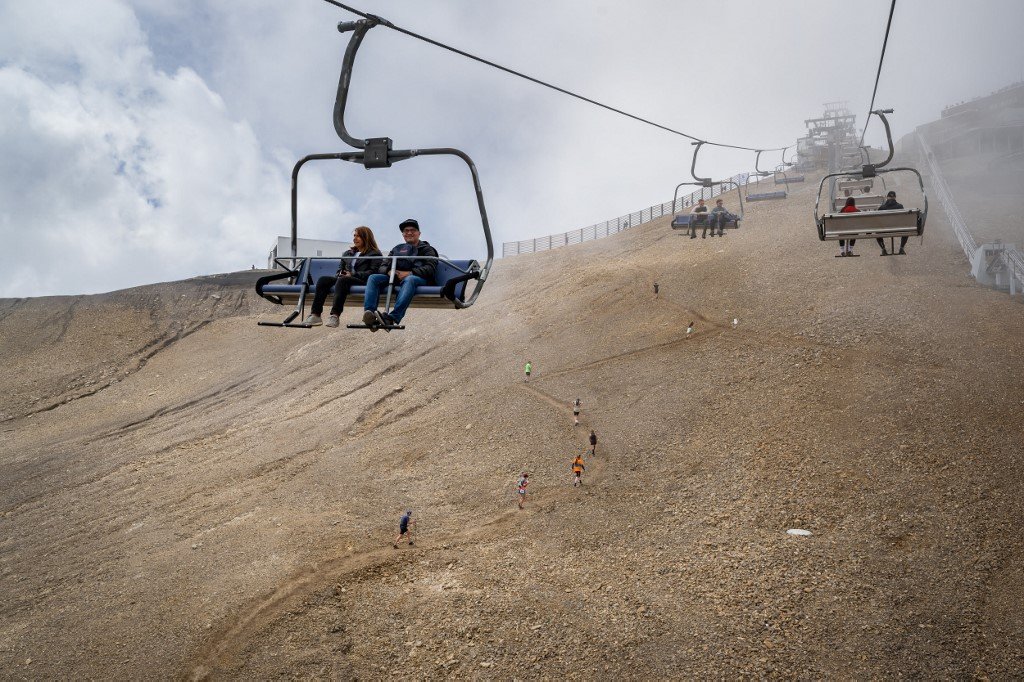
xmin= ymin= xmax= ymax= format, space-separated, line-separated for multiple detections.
xmin=266 ymin=237 xmax=351 ymax=269
xmin=797 ymin=101 xmax=859 ymax=170
xmin=917 ymin=82 xmax=1024 ymax=161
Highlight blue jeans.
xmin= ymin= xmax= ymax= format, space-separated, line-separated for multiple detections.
xmin=363 ymin=273 xmax=427 ymax=323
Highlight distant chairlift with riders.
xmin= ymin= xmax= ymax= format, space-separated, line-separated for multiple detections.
xmin=670 ymin=141 xmax=745 ymax=237
xmin=814 ymin=108 xmax=928 ymax=257
xmin=256 ymin=15 xmax=494 ymax=329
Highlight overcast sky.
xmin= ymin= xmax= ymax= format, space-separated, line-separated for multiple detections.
xmin=2 ymin=0 xmax=1023 ymax=297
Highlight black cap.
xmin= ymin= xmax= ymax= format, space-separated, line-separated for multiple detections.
xmin=399 ymin=218 xmax=419 ymax=231
xmin=886 ymin=191 xmax=896 ymax=197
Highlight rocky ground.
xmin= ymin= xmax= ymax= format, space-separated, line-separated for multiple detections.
xmin=1 ymin=168 xmax=1023 ymax=680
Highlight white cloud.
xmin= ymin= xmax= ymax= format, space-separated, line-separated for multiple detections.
xmin=2 ymin=0 xmax=1023 ymax=296
xmin=0 ymin=0 xmax=348 ymax=296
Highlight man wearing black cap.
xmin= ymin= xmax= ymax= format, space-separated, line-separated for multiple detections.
xmin=362 ymin=218 xmax=439 ymax=330
xmin=875 ymin=191 xmax=907 ymax=255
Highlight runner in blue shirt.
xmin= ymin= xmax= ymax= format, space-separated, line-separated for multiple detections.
xmin=393 ymin=510 xmax=415 ymax=548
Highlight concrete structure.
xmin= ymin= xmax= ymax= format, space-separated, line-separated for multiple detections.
xmin=917 ymin=82 xmax=1024 ymax=162
xmin=267 ymin=237 xmax=351 ymax=269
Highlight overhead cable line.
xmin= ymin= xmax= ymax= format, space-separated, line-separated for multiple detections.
xmin=321 ymin=0 xmax=790 ymax=154
xmin=859 ymin=0 xmax=898 ymax=147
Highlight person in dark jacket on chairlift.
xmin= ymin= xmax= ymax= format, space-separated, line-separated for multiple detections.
xmin=875 ymin=191 xmax=908 ymax=256
xmin=362 ymin=218 xmax=438 ymax=331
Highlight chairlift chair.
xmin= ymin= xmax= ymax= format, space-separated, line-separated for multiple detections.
xmin=744 ymin=150 xmax=787 ymax=201
xmin=256 ymin=16 xmax=494 ymax=329
xmin=774 ymin=147 xmax=805 ymax=184
xmin=670 ymin=141 xmax=744 ymax=233
xmin=815 ymin=109 xmax=928 ymax=249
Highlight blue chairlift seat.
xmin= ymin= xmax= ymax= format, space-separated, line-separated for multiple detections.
xmin=258 ymin=257 xmax=480 ymax=309
xmin=671 ymin=214 xmax=739 ymax=230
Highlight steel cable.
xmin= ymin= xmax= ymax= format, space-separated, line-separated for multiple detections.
xmin=321 ymin=0 xmax=790 ymax=154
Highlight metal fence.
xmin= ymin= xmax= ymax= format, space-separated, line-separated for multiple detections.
xmin=918 ymin=133 xmax=1024 ymax=296
xmin=502 ymin=172 xmax=751 ymax=257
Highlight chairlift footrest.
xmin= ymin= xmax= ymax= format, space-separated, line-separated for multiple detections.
xmin=834 ymin=254 xmax=861 ymax=258
xmin=257 ymin=321 xmax=315 ymax=328
xmin=346 ymin=323 xmax=406 ymax=331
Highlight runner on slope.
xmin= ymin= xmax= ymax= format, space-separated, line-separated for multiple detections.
xmin=393 ymin=510 xmax=415 ymax=548
xmin=571 ymin=454 xmax=586 ymax=487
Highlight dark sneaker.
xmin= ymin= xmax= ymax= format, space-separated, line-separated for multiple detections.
xmin=362 ymin=309 xmax=381 ymax=332
xmin=379 ymin=312 xmax=398 ymax=332
xmin=408 ymin=541 xmax=414 ymax=546
xmin=880 ymin=250 xmax=888 ymax=256
xmin=898 ymin=248 xmax=906 ymax=255
xmin=393 ymin=543 xmax=398 ymax=549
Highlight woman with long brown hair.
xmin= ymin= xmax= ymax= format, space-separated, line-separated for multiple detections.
xmin=305 ymin=226 xmax=382 ymax=327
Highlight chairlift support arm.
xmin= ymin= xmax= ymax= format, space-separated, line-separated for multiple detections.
xmin=689 ymin=141 xmax=715 ymax=187
xmin=754 ymin=150 xmax=770 ymax=177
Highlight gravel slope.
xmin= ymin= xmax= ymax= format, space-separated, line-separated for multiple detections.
xmin=1 ymin=170 xmax=1023 ymax=679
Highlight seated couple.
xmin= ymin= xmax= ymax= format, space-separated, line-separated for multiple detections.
xmin=688 ymin=198 xmax=738 ymax=239
xmin=303 ymin=218 xmax=438 ymax=331
xmin=836 ymin=191 xmax=907 ymax=257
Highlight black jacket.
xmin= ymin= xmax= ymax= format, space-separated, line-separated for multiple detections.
xmin=337 ymin=247 xmax=383 ymax=282
xmin=379 ymin=240 xmax=439 ymax=283
xmin=878 ymin=198 xmax=904 ymax=211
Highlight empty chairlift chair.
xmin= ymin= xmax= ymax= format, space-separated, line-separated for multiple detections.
xmin=256 ymin=16 xmax=493 ymax=329
xmin=744 ymin=150 xmax=787 ymax=201
xmin=774 ymin=148 xmax=805 ymax=184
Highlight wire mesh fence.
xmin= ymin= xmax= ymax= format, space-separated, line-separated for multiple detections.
xmin=501 ymin=173 xmax=750 ymax=257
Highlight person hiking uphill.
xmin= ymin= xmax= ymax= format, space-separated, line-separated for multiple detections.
xmin=573 ymin=398 xmax=582 ymax=426
xmin=571 ymin=453 xmax=586 ymax=487
xmin=517 ymin=472 xmax=529 ymax=509
xmin=393 ymin=510 xmax=415 ymax=548
xmin=589 ymin=430 xmax=598 ymax=456
xmin=524 ymin=360 xmax=533 ymax=382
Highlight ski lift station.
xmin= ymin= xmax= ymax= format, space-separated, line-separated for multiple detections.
xmin=266 ymin=237 xmax=351 ymax=270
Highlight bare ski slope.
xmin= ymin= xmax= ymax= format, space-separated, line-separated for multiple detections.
xmin=1 ymin=172 xmax=1022 ymax=679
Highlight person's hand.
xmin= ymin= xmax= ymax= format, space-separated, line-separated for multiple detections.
xmin=396 ymin=270 xmax=412 ymax=281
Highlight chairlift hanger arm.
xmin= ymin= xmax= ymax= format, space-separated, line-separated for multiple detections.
xmin=754 ymin=150 xmax=770 ymax=177
xmin=781 ymin=146 xmax=794 ymax=167
xmin=869 ymin=108 xmax=895 ymax=169
xmin=689 ymin=141 xmax=714 ymax=187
